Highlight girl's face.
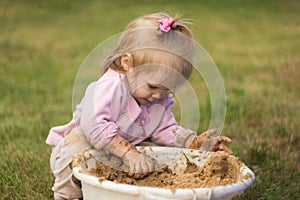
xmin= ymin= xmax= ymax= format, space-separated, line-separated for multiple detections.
xmin=132 ymin=83 xmax=171 ymax=105
xmin=120 ymin=53 xmax=178 ymax=104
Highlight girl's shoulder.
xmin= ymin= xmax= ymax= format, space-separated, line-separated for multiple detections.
xmin=84 ymin=69 xmax=127 ymax=94
xmin=91 ymin=68 xmax=128 ymax=96
xmin=99 ymin=68 xmax=125 ymax=82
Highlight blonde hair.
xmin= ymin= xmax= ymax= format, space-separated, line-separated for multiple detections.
xmin=102 ymin=13 xmax=195 ymax=82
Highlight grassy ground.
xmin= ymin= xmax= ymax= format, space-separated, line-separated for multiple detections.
xmin=1 ymin=0 xmax=299 ymax=199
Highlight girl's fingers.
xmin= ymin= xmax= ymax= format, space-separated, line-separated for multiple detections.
xmin=217 ymin=136 xmax=232 ymax=143
xmin=219 ymin=144 xmax=233 ymax=154
xmin=205 ymin=129 xmax=218 ymax=137
xmin=128 ymin=168 xmax=134 ymax=177
xmin=134 ymin=173 xmax=141 ymax=179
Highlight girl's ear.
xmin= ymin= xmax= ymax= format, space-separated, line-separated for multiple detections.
xmin=121 ymin=53 xmax=133 ymax=72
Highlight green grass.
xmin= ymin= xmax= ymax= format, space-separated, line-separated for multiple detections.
xmin=1 ymin=0 xmax=299 ymax=199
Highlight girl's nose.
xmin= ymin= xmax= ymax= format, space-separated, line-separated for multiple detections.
xmin=152 ymin=92 xmax=162 ymax=99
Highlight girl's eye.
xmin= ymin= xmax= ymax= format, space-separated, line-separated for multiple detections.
xmin=148 ymin=84 xmax=157 ymax=89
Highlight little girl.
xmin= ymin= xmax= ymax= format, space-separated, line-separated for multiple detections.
xmin=46 ymin=13 xmax=232 ymax=200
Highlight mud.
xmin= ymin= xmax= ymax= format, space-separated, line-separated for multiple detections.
xmin=74 ymin=151 xmax=250 ymax=189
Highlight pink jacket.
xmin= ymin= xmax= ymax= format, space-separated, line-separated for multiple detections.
xmin=46 ymin=69 xmax=195 ymax=149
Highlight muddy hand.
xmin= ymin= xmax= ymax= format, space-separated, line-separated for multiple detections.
xmin=189 ymin=129 xmax=233 ymax=154
xmin=122 ymin=150 xmax=157 ymax=179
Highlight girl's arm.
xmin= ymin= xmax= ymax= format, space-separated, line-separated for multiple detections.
xmin=150 ymin=96 xmax=196 ymax=147
xmin=151 ymin=97 xmax=232 ymax=153
xmin=80 ymin=76 xmax=157 ymax=177
xmin=80 ymin=79 xmax=123 ymax=150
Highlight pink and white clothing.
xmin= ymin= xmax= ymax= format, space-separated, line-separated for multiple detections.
xmin=46 ymin=68 xmax=196 ymax=199
xmin=46 ymin=68 xmax=195 ymax=148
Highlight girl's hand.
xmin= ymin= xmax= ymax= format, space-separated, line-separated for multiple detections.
xmin=189 ymin=129 xmax=233 ymax=154
xmin=122 ymin=150 xmax=157 ymax=179
xmin=104 ymin=134 xmax=157 ymax=178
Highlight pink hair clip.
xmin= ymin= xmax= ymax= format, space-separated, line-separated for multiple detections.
xmin=158 ymin=17 xmax=175 ymax=32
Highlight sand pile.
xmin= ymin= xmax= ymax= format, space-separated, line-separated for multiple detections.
xmin=73 ymin=150 xmax=250 ymax=189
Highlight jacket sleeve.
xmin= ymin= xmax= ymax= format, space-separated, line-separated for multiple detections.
xmin=80 ymin=78 xmax=124 ymax=150
xmin=150 ymin=96 xmax=196 ymax=147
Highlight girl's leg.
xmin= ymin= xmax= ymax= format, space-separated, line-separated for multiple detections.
xmin=50 ymin=129 xmax=90 ymax=200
